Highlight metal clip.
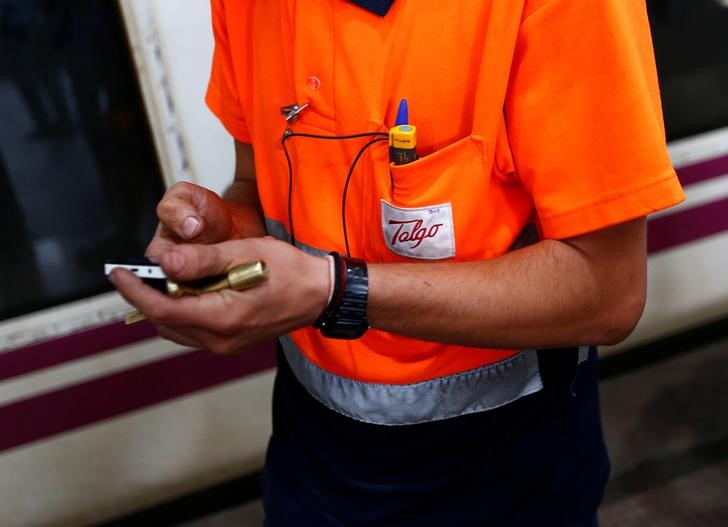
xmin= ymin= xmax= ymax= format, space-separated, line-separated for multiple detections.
xmin=280 ymin=103 xmax=309 ymax=123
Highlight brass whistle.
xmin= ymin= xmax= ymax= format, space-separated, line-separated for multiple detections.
xmin=124 ymin=261 xmax=268 ymax=325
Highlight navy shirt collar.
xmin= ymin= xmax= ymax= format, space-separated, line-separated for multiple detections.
xmin=348 ymin=0 xmax=395 ymax=16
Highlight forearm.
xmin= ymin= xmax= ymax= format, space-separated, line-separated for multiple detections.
xmin=222 ymin=178 xmax=266 ymax=238
xmin=367 ymin=219 xmax=647 ymax=349
xmin=221 ymin=140 xmax=266 ymax=238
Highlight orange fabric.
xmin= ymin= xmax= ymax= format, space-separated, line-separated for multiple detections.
xmin=206 ymin=0 xmax=684 ymax=384
xmin=505 ymin=0 xmax=685 ymax=238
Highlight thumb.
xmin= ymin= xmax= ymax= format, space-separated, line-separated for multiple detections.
xmin=157 ymin=183 xmax=232 ymax=243
xmin=187 ymin=186 xmax=235 ymax=243
xmin=160 ymin=242 xmax=244 ymax=282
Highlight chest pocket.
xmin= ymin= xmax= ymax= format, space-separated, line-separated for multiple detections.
xmin=361 ymin=134 xmax=531 ymax=263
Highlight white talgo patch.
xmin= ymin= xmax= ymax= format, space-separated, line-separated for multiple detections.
xmin=381 ymin=200 xmax=456 ymax=259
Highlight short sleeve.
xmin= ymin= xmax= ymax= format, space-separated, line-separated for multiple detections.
xmin=505 ymin=0 xmax=685 ymax=239
xmin=205 ymin=0 xmax=251 ymax=143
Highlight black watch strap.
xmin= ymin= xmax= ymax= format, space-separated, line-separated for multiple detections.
xmin=314 ymin=253 xmax=369 ymax=339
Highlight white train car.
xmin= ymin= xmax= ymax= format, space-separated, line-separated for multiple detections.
xmin=0 ymin=1 xmax=726 ymax=525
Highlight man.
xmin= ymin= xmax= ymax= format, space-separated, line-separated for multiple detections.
xmin=110 ymin=1 xmax=684 ymax=524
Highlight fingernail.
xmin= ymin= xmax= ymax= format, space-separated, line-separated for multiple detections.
xmin=166 ymin=251 xmax=185 ymax=274
xmin=182 ymin=216 xmax=200 ymax=239
xmin=107 ymin=270 xmax=118 ymax=285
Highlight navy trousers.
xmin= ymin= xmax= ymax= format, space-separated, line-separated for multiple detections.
xmin=262 ymin=345 xmax=609 ymax=526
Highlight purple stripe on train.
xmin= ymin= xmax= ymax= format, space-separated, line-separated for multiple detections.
xmin=0 ymin=321 xmax=157 ymax=382
xmin=648 ymin=153 xmax=728 ymax=254
xmin=0 ymin=342 xmax=277 ymax=454
xmin=648 ymin=196 xmax=728 ymax=254
xmin=675 ymin=154 xmax=728 ymax=187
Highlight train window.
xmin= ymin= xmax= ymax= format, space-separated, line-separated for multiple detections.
xmin=648 ymin=0 xmax=728 ymax=140
xmin=0 ymin=1 xmax=164 ymax=320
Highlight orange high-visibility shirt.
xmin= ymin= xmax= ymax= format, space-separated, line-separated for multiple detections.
xmin=206 ymin=0 xmax=684 ymax=385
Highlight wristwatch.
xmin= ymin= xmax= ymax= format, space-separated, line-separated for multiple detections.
xmin=314 ymin=253 xmax=370 ymax=339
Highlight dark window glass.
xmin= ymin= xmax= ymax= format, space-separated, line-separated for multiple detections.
xmin=0 ymin=1 xmax=164 ymax=320
xmin=648 ymin=0 xmax=728 ymax=140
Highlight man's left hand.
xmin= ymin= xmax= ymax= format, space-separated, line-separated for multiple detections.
xmin=109 ymin=237 xmax=330 ymax=354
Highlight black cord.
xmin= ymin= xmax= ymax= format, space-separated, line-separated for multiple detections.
xmin=284 ymin=131 xmax=388 ymax=141
xmin=341 ymin=137 xmax=388 ymax=256
xmin=280 ymin=130 xmax=388 ymax=253
xmin=281 ymin=131 xmax=298 ymax=246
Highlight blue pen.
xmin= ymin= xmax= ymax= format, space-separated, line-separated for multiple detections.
xmin=395 ymin=99 xmax=409 ymax=126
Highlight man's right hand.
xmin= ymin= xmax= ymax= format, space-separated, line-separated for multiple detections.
xmin=146 ymin=182 xmax=239 ymax=258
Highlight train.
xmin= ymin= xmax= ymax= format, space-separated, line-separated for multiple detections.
xmin=0 ymin=1 xmax=726 ymax=525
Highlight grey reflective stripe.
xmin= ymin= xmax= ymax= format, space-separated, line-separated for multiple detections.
xmin=578 ymin=346 xmax=589 ymax=364
xmin=265 ymin=217 xmax=328 ymax=256
xmin=265 ymin=217 xmax=291 ymax=243
xmin=280 ymin=334 xmax=543 ymax=426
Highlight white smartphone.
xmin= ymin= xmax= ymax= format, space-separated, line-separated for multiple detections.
xmin=104 ymin=257 xmax=167 ymax=291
